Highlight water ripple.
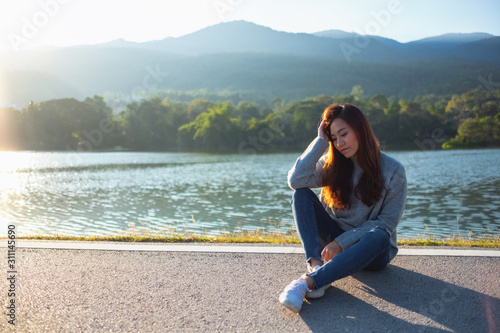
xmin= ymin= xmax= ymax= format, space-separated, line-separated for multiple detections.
xmin=1 ymin=150 xmax=499 ymax=238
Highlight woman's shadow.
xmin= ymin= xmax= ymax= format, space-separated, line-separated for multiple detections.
xmin=298 ymin=263 xmax=499 ymax=332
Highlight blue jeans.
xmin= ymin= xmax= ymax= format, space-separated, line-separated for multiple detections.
xmin=292 ymin=188 xmax=391 ymax=290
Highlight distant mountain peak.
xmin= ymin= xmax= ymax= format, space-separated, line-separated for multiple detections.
xmin=183 ymin=20 xmax=275 ymax=36
xmin=313 ymin=29 xmax=358 ymax=39
xmin=409 ymin=32 xmax=494 ymax=46
xmin=2 ymin=19 xmax=499 ymax=107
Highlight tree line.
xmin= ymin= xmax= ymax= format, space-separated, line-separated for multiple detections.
xmin=1 ymin=87 xmax=499 ymax=152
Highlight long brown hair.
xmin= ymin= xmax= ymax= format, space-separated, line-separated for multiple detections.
xmin=321 ymin=104 xmax=384 ymax=209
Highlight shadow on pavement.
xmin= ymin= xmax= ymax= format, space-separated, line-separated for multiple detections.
xmin=299 ymin=265 xmax=499 ymax=332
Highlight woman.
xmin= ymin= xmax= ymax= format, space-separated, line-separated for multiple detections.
xmin=279 ymin=103 xmax=407 ymax=313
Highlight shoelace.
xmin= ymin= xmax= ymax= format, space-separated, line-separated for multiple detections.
xmin=285 ymin=279 xmax=307 ymax=294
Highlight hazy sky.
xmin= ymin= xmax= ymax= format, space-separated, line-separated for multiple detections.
xmin=1 ymin=0 xmax=499 ymax=53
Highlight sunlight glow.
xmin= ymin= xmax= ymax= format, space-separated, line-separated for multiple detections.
xmin=0 ymin=152 xmax=31 ymax=190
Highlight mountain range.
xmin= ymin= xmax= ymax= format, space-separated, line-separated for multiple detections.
xmin=1 ymin=20 xmax=499 ymax=108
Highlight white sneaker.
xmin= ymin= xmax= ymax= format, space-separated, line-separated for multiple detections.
xmin=279 ymin=278 xmax=309 ymax=313
xmin=306 ymin=265 xmax=330 ymax=299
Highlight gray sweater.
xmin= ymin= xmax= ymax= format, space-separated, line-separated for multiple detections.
xmin=288 ymin=137 xmax=407 ymax=261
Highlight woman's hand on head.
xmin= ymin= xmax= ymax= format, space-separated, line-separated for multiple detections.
xmin=321 ymin=240 xmax=343 ymax=263
xmin=318 ymin=120 xmax=329 ymax=142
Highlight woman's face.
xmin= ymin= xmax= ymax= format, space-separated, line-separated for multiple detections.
xmin=329 ymin=118 xmax=359 ymax=158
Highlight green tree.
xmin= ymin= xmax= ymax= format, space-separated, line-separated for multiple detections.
xmin=270 ymin=98 xmax=285 ymax=114
xmin=288 ymin=100 xmax=325 ymax=147
xmin=178 ymin=102 xmax=243 ymax=151
xmin=186 ymin=99 xmax=214 ymax=121
xmin=121 ymin=98 xmax=184 ymax=150
xmin=369 ymin=94 xmax=389 ymax=111
xmin=19 ymin=98 xmax=108 ymax=150
xmin=351 ymin=85 xmax=364 ymax=101
xmin=240 ymin=113 xmax=286 ymax=152
xmin=311 ymin=95 xmax=335 ymax=109
xmin=235 ymin=101 xmax=262 ymax=122
xmin=385 ymin=101 xmax=401 ymax=118
xmin=365 ymin=95 xmax=388 ymax=126
xmin=453 ymin=116 xmax=500 ymax=145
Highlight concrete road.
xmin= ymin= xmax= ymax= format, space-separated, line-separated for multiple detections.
xmin=0 ymin=242 xmax=498 ymax=332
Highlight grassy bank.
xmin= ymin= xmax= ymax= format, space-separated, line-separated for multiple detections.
xmin=12 ymin=229 xmax=500 ymax=248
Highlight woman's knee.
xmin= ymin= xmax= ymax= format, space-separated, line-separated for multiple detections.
xmin=370 ymin=226 xmax=390 ymax=239
xmin=364 ymin=227 xmax=390 ymax=250
xmin=291 ymin=188 xmax=316 ymax=205
xmin=361 ymin=229 xmax=391 ymax=271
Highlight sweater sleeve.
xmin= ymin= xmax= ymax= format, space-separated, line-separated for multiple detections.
xmin=287 ymin=137 xmax=330 ymax=190
xmin=335 ymin=163 xmax=407 ymax=251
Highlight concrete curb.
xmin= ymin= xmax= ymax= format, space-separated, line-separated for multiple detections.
xmin=3 ymin=241 xmax=500 ymax=257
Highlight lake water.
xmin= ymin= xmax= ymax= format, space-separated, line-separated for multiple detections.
xmin=0 ymin=149 xmax=499 ymax=238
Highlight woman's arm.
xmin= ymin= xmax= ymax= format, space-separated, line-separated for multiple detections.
xmin=287 ymin=121 xmax=330 ymax=189
xmin=287 ymin=137 xmax=329 ymax=190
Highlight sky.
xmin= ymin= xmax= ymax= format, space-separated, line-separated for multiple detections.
xmin=1 ymin=0 xmax=500 ymax=53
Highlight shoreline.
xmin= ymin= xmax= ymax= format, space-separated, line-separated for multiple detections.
xmin=2 ymin=146 xmax=500 ymax=154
